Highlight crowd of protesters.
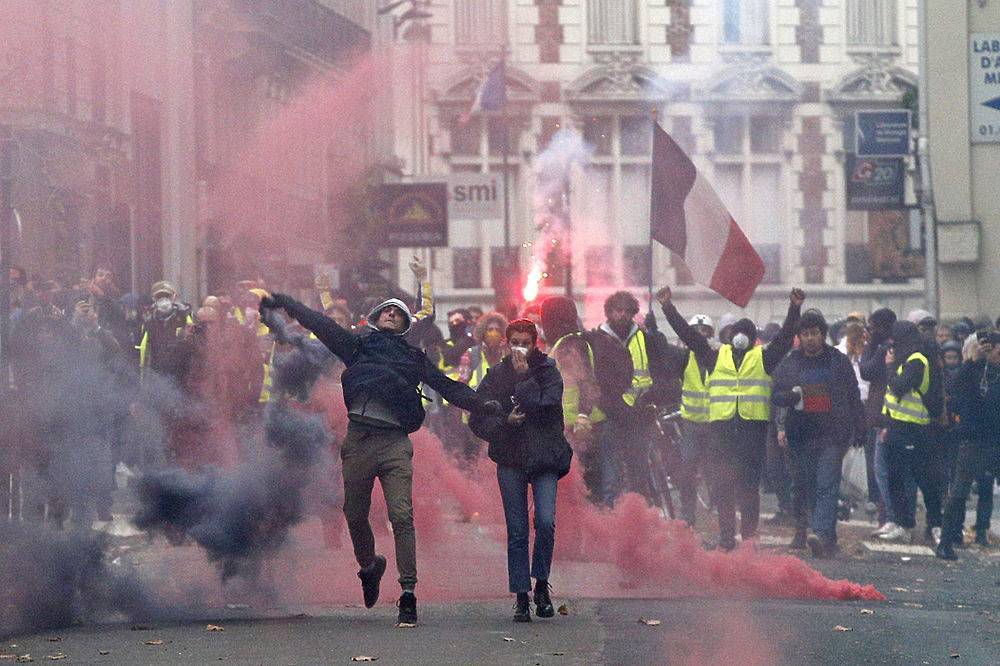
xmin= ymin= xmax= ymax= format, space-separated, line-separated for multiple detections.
xmin=2 ymin=259 xmax=998 ymax=623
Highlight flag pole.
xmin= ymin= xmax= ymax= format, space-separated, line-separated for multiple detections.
xmin=647 ymin=107 xmax=657 ymax=318
xmin=500 ymin=56 xmax=510 ymax=252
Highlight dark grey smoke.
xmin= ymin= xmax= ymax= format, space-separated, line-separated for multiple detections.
xmin=0 ymin=523 xmax=158 ymax=637
xmin=133 ymin=404 xmax=329 ymax=581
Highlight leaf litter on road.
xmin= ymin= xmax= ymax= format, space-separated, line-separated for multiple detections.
xmin=45 ymin=655 xmax=65 ymax=661
xmin=351 ymin=656 xmax=378 ymax=662
xmin=833 ymin=625 xmax=853 ymax=632
xmin=638 ymin=617 xmax=661 ymax=626
xmin=206 ymin=624 xmax=225 ymax=632
xmin=557 ymin=604 xmax=569 ymax=615
xmin=860 ymin=609 xmax=875 ymax=615
xmin=143 ymin=640 xmax=164 ymax=646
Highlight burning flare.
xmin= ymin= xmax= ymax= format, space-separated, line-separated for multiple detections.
xmin=522 ymin=257 xmax=545 ymax=302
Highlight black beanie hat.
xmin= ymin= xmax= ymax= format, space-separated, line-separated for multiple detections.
xmin=541 ymin=297 xmax=578 ymax=338
xmin=731 ymin=318 xmax=757 ymax=341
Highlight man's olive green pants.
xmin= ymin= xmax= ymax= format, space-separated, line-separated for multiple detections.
xmin=341 ymin=422 xmax=416 ymax=589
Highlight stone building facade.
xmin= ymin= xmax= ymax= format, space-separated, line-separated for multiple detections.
xmin=389 ymin=0 xmax=926 ymax=325
xmin=0 ymin=0 xmax=368 ymax=301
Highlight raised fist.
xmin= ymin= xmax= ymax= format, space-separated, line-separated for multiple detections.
xmin=655 ymin=286 xmax=672 ymax=306
xmin=790 ymin=288 xmax=806 ymax=307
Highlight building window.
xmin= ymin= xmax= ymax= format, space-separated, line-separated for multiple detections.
xmin=585 ymin=246 xmax=614 ymax=287
xmin=712 ymin=115 xmax=786 ymax=283
xmin=452 ymin=248 xmax=482 ymax=288
xmin=623 ymin=245 xmax=650 ymax=287
xmin=847 ymin=0 xmax=897 ymax=47
xmin=587 ymin=0 xmax=640 ymax=46
xmin=722 ymin=0 xmax=769 ymax=46
xmin=582 ymin=116 xmax=613 ymax=155
xmin=455 ymin=0 xmax=508 ymax=47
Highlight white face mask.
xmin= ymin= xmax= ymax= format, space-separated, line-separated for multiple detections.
xmin=244 ymin=307 xmax=257 ymax=322
xmin=155 ymin=297 xmax=173 ymax=314
xmin=510 ymin=345 xmax=530 ymax=356
xmin=732 ymin=333 xmax=750 ymax=350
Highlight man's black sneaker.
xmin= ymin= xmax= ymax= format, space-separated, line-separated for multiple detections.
xmin=397 ymin=591 xmax=417 ymax=625
xmin=807 ymin=534 xmax=837 ymax=559
xmin=935 ymin=543 xmax=958 ymax=561
xmin=975 ymin=530 xmax=990 ymax=547
xmin=513 ymin=593 xmax=531 ymax=623
xmin=533 ymin=580 xmax=554 ymax=618
xmin=789 ymin=530 xmax=808 ymax=550
xmin=358 ymin=555 xmax=387 ymax=609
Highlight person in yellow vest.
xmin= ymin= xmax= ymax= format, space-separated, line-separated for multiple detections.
xmin=675 ymin=313 xmax=716 ymax=527
xmin=136 ymin=281 xmax=193 ymax=384
xmin=450 ymin=312 xmax=509 ymax=462
xmin=595 ymin=291 xmax=659 ymax=505
xmin=541 ymin=296 xmax=633 ymax=505
xmin=878 ymin=319 xmax=944 ymax=544
xmin=657 ymin=285 xmax=804 ymax=551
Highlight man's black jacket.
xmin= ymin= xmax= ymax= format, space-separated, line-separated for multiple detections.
xmin=265 ymin=294 xmax=484 ymax=433
xmin=468 ymin=349 xmax=573 ymax=479
xmin=771 ymin=345 xmax=865 ymax=449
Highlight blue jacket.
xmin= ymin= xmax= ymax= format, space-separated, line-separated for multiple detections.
xmin=269 ymin=295 xmax=484 ymax=433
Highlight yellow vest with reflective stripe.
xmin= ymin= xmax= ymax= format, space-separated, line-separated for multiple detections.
xmin=681 ymin=351 xmax=710 ymax=423
xmin=708 ymin=345 xmax=771 ymax=422
xmin=623 ymin=329 xmax=653 ymax=407
xmin=551 ymin=333 xmax=606 ymax=425
xmin=882 ymin=352 xmax=930 ymax=425
xmin=467 ymin=347 xmax=493 ymax=390
xmin=259 ymin=341 xmax=276 ymax=403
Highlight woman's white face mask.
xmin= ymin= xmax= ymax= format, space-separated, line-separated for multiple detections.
xmin=732 ymin=332 xmax=751 ymax=350
xmin=510 ymin=345 xmax=530 ymax=356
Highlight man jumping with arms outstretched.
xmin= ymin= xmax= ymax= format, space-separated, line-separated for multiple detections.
xmin=260 ymin=293 xmax=497 ymax=626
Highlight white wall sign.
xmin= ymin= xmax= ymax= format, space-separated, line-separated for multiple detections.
xmin=421 ymin=173 xmax=505 ymax=220
xmin=970 ymin=33 xmax=1000 ymax=143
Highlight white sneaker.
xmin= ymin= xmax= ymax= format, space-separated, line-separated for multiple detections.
xmin=879 ymin=524 xmax=908 ymax=541
xmin=871 ymin=522 xmax=892 ymax=537
xmin=931 ymin=526 xmax=942 ymax=545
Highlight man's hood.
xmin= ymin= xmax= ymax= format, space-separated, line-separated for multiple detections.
xmin=367 ymin=298 xmax=413 ymax=335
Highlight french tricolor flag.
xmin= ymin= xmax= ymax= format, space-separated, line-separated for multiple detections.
xmin=650 ymin=122 xmax=765 ymax=308
xmin=460 ymin=59 xmax=507 ymax=124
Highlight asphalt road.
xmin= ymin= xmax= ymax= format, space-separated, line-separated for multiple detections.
xmin=4 ymin=550 xmax=998 ymax=666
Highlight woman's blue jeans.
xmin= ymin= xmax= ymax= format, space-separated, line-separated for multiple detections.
xmin=497 ymin=465 xmax=558 ymax=594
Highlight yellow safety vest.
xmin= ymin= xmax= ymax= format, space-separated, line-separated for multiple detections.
xmin=258 ymin=341 xmax=276 ymax=403
xmin=467 ymin=346 xmax=493 ymax=390
xmin=708 ymin=345 xmax=771 ymax=422
xmin=622 ymin=329 xmax=653 ymax=407
xmin=551 ymin=333 xmax=606 ymax=425
xmin=882 ymin=352 xmax=930 ymax=425
xmin=680 ymin=351 xmax=710 ymax=423
xmin=136 ymin=313 xmax=194 ymax=379
xmin=438 ymin=339 xmax=461 ymax=381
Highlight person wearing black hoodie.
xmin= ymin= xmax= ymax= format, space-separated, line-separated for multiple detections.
xmin=540 ymin=296 xmax=632 ymax=504
xmin=937 ymin=330 xmax=1000 ymax=559
xmin=259 ymin=293 xmax=497 ymax=626
xmin=657 ymin=286 xmax=804 ymax=550
xmin=469 ymin=319 xmax=572 ymax=622
xmin=880 ymin=320 xmax=944 ymax=544
xmin=772 ymin=309 xmax=864 ymax=557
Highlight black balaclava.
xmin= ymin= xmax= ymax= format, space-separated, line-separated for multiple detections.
xmin=890 ymin=320 xmax=922 ymax=365
xmin=729 ymin=318 xmax=758 ymax=365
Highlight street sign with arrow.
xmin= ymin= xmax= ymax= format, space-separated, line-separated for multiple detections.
xmin=970 ymin=33 xmax=1000 ymax=143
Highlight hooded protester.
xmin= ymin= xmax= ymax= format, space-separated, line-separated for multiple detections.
xmin=469 ymin=319 xmax=571 ymax=622
xmin=772 ymin=309 xmax=865 ymax=557
xmin=859 ymin=307 xmax=900 ymax=533
xmin=879 ymin=320 xmax=944 ymax=544
xmin=541 ymin=296 xmax=632 ymax=504
xmin=658 ymin=285 xmax=804 ymax=551
xmin=259 ymin=292 xmax=498 ymax=626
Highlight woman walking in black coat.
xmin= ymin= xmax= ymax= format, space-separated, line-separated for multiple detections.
xmin=469 ymin=319 xmax=573 ymax=623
